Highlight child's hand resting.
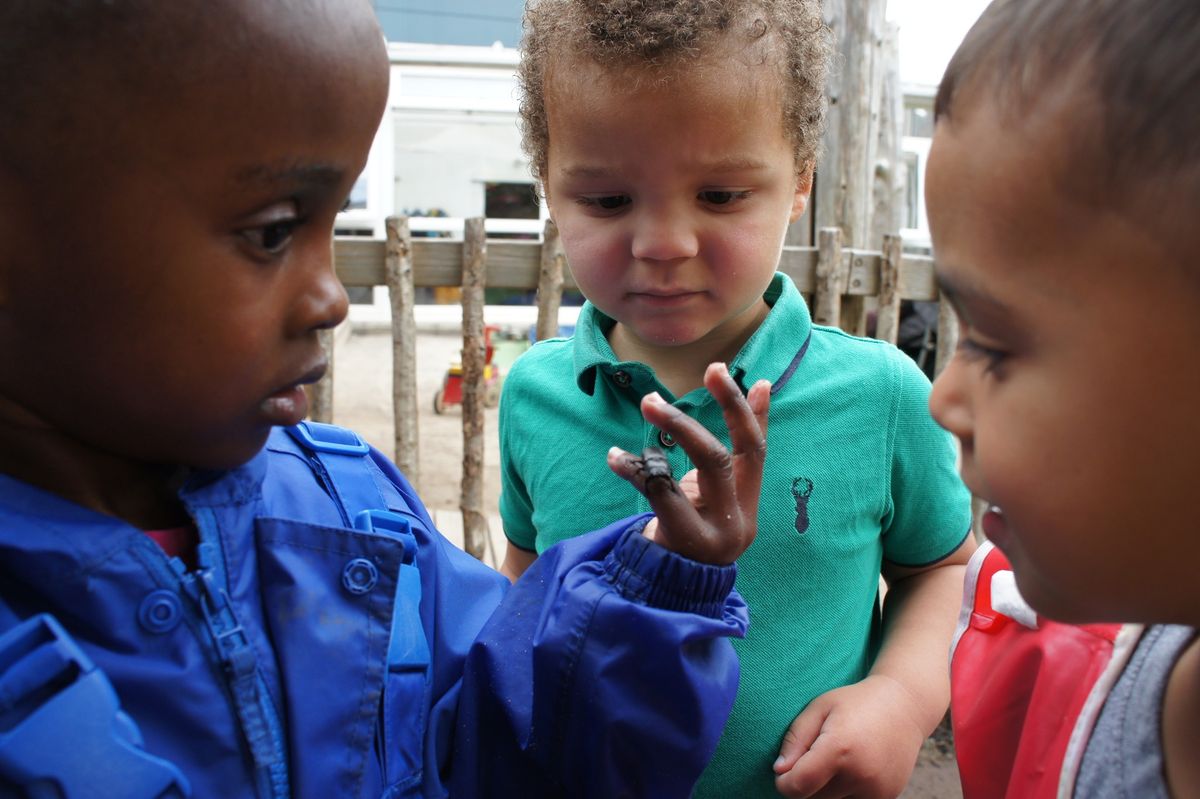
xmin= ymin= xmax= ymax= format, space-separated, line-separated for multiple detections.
xmin=607 ymin=362 xmax=769 ymax=566
xmin=772 ymin=675 xmax=928 ymax=798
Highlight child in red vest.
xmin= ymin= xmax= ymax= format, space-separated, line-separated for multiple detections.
xmin=926 ymin=0 xmax=1200 ymax=795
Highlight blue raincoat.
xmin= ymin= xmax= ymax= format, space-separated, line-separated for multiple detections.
xmin=0 ymin=424 xmax=746 ymax=798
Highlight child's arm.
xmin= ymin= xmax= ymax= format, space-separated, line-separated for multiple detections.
xmin=445 ymin=363 xmax=769 ymax=796
xmin=772 ymin=538 xmax=976 ymax=798
xmin=770 ymin=349 xmax=972 ymax=797
xmin=498 ymin=541 xmax=536 ymax=581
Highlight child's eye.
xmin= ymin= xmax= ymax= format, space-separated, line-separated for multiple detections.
xmin=699 ymin=190 xmax=752 ymax=207
xmin=243 ymin=219 xmax=299 ymax=255
xmin=577 ymin=195 xmax=631 ymax=212
xmin=958 ymin=337 xmax=1009 ymax=376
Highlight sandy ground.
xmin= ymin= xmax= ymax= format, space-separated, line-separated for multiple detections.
xmin=330 ymin=322 xmax=962 ymax=799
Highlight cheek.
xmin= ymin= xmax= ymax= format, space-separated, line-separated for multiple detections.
xmin=977 ymin=390 xmax=1112 ymax=559
xmin=709 ymin=213 xmax=788 ymax=270
xmin=559 ymin=224 xmax=625 ymax=284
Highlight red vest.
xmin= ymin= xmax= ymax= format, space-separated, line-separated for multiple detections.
xmin=950 ymin=543 xmax=1141 ymax=798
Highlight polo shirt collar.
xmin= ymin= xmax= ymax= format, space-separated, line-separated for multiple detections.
xmin=572 ymin=272 xmax=813 ymax=397
xmin=573 ymin=301 xmax=619 ymax=395
xmin=728 ymin=272 xmax=813 ymax=394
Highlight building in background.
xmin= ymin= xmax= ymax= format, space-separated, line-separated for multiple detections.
xmin=900 ymin=83 xmax=935 ymax=251
xmin=343 ymin=3 xmax=938 ymax=248
xmin=338 ymin=41 xmax=543 ymax=244
xmin=371 ymin=1 xmax=522 ymax=48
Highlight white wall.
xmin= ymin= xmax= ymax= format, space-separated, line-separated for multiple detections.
xmin=394 ymin=110 xmax=531 ymax=218
xmin=387 ymin=44 xmax=540 ymax=222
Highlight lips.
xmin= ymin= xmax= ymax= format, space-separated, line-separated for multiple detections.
xmin=628 ymin=289 xmax=703 ymax=307
xmin=260 ymin=360 xmax=328 ymax=427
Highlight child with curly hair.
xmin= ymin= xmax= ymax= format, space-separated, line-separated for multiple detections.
xmin=499 ymin=1 xmax=976 ymax=795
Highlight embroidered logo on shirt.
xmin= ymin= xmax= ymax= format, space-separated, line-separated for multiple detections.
xmin=792 ymin=477 xmax=814 ymax=535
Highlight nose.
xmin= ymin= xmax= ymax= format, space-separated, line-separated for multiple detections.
xmin=289 ymin=243 xmax=349 ymax=336
xmin=630 ymin=206 xmax=699 ymax=263
xmin=928 ymin=354 xmax=972 ymax=440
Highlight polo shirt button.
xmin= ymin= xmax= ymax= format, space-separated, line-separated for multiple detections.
xmin=658 ymin=430 xmax=676 ymax=448
xmin=137 ymin=589 xmax=183 ymax=634
xmin=612 ymin=370 xmax=632 ymax=387
xmin=342 ymin=558 xmax=379 ymax=595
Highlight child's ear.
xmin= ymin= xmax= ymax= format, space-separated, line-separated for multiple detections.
xmin=790 ymin=162 xmax=815 ymax=223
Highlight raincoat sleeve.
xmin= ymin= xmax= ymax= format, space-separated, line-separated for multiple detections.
xmin=454 ymin=515 xmax=745 ymax=798
xmin=389 ymin=453 xmax=745 ymax=799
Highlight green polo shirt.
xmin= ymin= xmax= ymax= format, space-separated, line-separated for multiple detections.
xmin=499 ymin=272 xmax=971 ymax=797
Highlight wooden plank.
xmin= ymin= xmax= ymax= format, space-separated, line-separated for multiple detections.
xmin=874 ymin=233 xmax=903 ymax=344
xmin=336 ymin=238 xmax=579 ymax=290
xmin=335 ymin=238 xmax=940 ymax=301
xmin=897 ymin=254 xmax=938 ymax=301
xmin=812 ymin=228 xmax=846 ymax=327
xmin=841 ymin=252 xmax=870 ymax=335
xmin=535 ymin=219 xmax=566 ymax=341
xmin=459 ymin=218 xmax=489 ymax=561
xmin=385 ymin=216 xmax=420 ymax=486
xmin=934 ymin=289 xmax=959 ymax=378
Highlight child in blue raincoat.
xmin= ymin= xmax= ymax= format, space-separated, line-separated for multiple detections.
xmin=0 ymin=2 xmax=770 ymax=796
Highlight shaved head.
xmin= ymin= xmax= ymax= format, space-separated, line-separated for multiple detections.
xmin=0 ymin=0 xmax=385 ymax=175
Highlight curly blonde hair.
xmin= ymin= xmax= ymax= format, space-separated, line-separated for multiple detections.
xmin=518 ymin=0 xmax=831 ymax=184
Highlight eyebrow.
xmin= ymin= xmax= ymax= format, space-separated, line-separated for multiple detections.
xmin=560 ymin=156 xmax=771 ymax=179
xmin=234 ymin=161 xmax=345 ymax=189
xmin=934 ymin=268 xmax=1016 ymax=327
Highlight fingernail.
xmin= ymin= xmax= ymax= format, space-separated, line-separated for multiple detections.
xmin=645 ymin=391 xmax=665 ymax=405
xmin=773 ymin=756 xmax=786 ymax=770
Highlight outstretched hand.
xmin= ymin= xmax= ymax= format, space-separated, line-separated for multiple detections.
xmin=607 ymin=362 xmax=770 ymax=565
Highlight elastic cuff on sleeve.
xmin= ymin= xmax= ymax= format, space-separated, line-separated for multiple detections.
xmin=603 ymin=522 xmax=737 ymax=618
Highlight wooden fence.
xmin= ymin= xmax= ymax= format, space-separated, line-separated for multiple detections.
xmin=319 ymin=216 xmax=958 ymax=560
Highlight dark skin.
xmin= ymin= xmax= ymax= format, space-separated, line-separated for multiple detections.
xmin=0 ymin=2 xmax=770 ymax=569
xmin=608 ymin=362 xmax=769 ymax=565
xmin=0 ymin=0 xmax=384 ymax=529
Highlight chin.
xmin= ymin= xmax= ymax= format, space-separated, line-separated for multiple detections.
xmin=1011 ymin=569 xmax=1120 ymax=626
xmin=168 ymin=429 xmax=273 ymax=473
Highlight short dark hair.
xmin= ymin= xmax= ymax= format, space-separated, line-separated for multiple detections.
xmin=0 ymin=2 xmax=208 ymax=174
xmin=935 ymin=0 xmax=1200 ymax=213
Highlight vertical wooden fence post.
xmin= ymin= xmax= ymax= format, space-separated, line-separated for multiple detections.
xmin=385 ymin=216 xmax=420 ymax=486
xmin=308 ymin=237 xmax=337 ymax=423
xmin=871 ymin=25 xmax=905 ymax=253
xmin=813 ymin=227 xmax=846 ymax=328
xmin=934 ymin=291 xmax=959 ymax=379
xmin=535 ymin=219 xmax=566 ymax=342
xmin=816 ymin=0 xmax=887 ymax=335
xmin=874 ymin=233 xmax=903 ymax=345
xmin=460 ymin=218 xmax=489 ymax=561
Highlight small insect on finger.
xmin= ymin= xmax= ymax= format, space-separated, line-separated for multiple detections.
xmin=634 ymin=447 xmax=678 ymax=495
